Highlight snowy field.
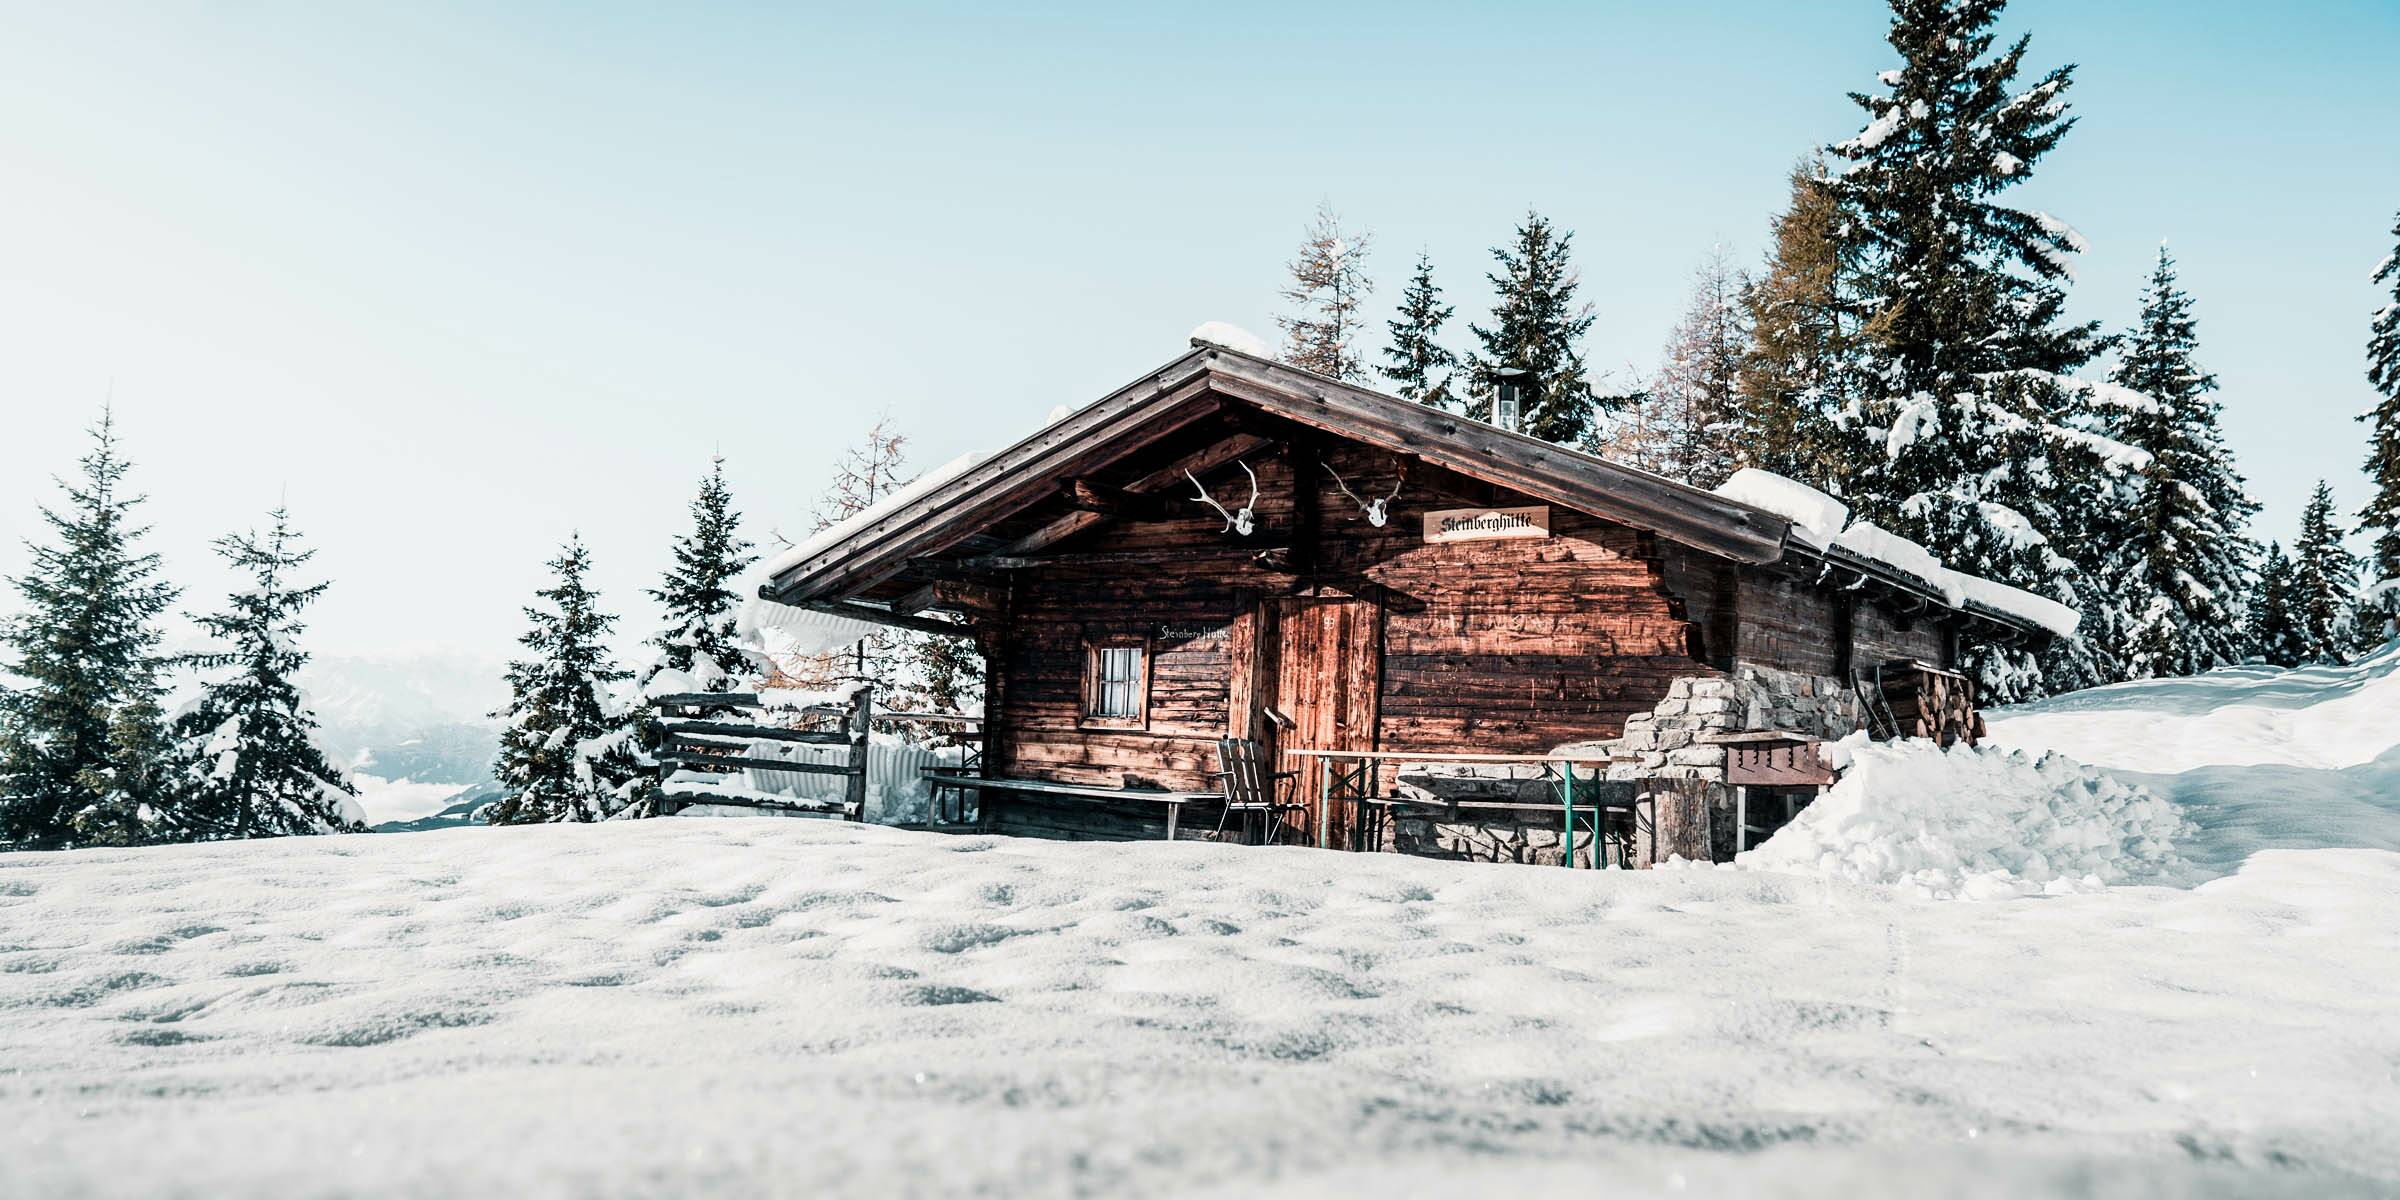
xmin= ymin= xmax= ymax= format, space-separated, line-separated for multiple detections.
xmin=4 ymin=656 xmax=2399 ymax=1197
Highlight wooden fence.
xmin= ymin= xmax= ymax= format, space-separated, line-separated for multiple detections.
xmin=648 ymin=688 xmax=872 ymax=819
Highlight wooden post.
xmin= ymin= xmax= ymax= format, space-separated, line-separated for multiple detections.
xmin=1646 ymin=776 xmax=1714 ymax=864
xmin=845 ymin=684 xmax=873 ymax=821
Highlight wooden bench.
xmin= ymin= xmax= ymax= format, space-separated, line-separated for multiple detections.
xmin=921 ymin=774 xmax=1224 ymax=841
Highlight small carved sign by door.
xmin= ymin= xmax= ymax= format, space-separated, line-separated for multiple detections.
xmin=1422 ymin=505 xmax=1551 ymax=544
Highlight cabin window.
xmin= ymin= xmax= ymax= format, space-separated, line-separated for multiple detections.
xmin=1082 ymin=636 xmax=1150 ymax=727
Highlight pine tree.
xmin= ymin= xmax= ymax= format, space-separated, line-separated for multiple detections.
xmin=1620 ymin=249 xmax=1749 ymax=487
xmin=2289 ymin=481 xmax=2362 ymax=664
xmin=489 ymin=536 xmax=641 ymax=824
xmin=1823 ymin=0 xmax=2121 ymax=701
xmin=167 ymin=508 xmax=364 ymax=839
xmin=1468 ymin=211 xmax=1605 ymax=445
xmin=1276 ymin=202 xmax=1375 ymax=382
xmin=2359 ymin=210 xmax=2400 ymax=595
xmin=1381 ymin=253 xmax=1460 ymax=408
xmin=1735 ymin=158 xmax=1857 ymax=490
xmin=640 ymin=457 xmax=758 ymax=695
xmin=0 ymin=411 xmax=179 ymax=850
xmin=2247 ymin=542 xmax=2304 ymax=667
xmin=2099 ymin=247 xmax=2259 ymax=678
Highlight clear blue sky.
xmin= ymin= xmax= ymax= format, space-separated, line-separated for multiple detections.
xmin=2 ymin=0 xmax=2394 ymax=665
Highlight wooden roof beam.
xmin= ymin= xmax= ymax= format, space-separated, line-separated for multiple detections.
xmin=996 ymin=432 xmax=1273 ymax=557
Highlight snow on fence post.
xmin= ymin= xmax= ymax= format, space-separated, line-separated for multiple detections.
xmin=844 ymin=684 xmax=873 ymax=821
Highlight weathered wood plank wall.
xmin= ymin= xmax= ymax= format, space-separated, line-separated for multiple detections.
xmin=987 ymin=432 xmax=1728 ymax=792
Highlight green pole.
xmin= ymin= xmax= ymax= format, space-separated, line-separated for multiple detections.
xmin=1561 ymin=762 xmax=1576 ymax=868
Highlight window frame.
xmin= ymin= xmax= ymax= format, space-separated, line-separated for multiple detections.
xmin=1080 ymin=633 xmax=1152 ymax=730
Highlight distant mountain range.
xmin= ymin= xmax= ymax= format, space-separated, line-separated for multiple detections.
xmin=298 ymin=652 xmax=505 ymax=829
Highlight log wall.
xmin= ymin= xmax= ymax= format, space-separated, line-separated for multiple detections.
xmin=987 ymin=439 xmax=1722 ymax=792
xmin=981 ymin=428 xmax=1947 ymax=804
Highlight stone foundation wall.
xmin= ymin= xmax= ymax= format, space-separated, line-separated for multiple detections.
xmin=1382 ymin=664 xmax=1860 ymax=867
xmin=1608 ymin=665 xmax=1863 ymax=784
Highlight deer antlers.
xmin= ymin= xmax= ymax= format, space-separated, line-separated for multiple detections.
xmin=1186 ymin=462 xmax=1259 ymax=536
xmin=1324 ymin=460 xmax=1404 ymax=528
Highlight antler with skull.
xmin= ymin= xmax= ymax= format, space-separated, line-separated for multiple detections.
xmin=1323 ymin=460 xmax=1404 ymax=527
xmin=1186 ymin=461 xmax=1259 ymax=536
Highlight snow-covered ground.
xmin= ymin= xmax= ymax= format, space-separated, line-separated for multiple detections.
xmin=2 ymin=652 xmax=2397 ymax=1197
xmin=1987 ymin=642 xmax=2400 ymax=872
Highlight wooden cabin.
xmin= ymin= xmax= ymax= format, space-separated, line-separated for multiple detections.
xmin=759 ymin=337 xmax=2060 ymax=861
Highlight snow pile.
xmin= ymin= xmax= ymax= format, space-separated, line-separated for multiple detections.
xmin=1986 ymin=641 xmax=2400 ymax=873
xmin=1714 ymin=467 xmax=1849 ymax=547
xmin=1188 ymin=320 xmax=1272 ymax=358
xmin=1740 ymin=735 xmax=2191 ymax=899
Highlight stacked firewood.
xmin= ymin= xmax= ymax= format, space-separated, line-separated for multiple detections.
xmin=1866 ymin=660 xmax=1983 ymax=747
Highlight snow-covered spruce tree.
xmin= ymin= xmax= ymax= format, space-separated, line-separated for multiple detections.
xmin=1736 ymin=158 xmax=1859 ymax=491
xmin=0 ymin=411 xmax=180 ymax=850
xmin=69 ymin=687 xmax=176 ymax=847
xmin=1620 ymin=248 xmax=1749 ymax=488
xmin=2246 ymin=542 xmax=2305 ymax=667
xmin=618 ymin=458 xmax=763 ymax=817
xmin=488 ymin=536 xmax=641 ymax=824
xmin=640 ymin=456 xmax=758 ymax=695
xmin=2288 ymin=481 xmax=2362 ymax=664
xmin=1381 ymin=252 xmax=1459 ymax=408
xmin=2361 ymin=209 xmax=2400 ymax=596
xmin=2097 ymin=247 xmax=2259 ymax=678
xmin=167 ymin=508 xmax=364 ymax=839
xmin=1824 ymin=0 xmax=2121 ymax=701
xmin=1468 ymin=211 xmax=1606 ymax=445
xmin=1276 ymin=202 xmax=1374 ymax=382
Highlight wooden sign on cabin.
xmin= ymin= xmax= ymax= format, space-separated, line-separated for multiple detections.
xmin=1422 ymin=505 xmax=1550 ymax=544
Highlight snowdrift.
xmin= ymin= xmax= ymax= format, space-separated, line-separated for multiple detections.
xmin=1987 ymin=641 xmax=2400 ymax=873
xmin=4 ymin=822 xmax=2396 ymax=1196
xmin=1738 ymin=735 xmax=2192 ymax=899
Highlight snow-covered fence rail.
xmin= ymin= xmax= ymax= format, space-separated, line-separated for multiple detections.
xmin=648 ymin=686 xmax=872 ymax=820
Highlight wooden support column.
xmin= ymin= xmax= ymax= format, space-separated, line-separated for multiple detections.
xmin=1643 ymin=776 xmax=1718 ymax=865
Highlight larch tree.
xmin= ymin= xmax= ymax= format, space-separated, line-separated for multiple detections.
xmin=1381 ymin=252 xmax=1460 ymax=408
xmin=0 ymin=411 xmax=179 ymax=850
xmin=1469 ymin=210 xmax=1605 ymax=445
xmin=787 ymin=420 xmax=983 ymax=715
xmin=1277 ymin=202 xmax=1375 ymax=382
xmin=1823 ymin=0 xmax=2127 ymax=701
xmin=2360 ymin=210 xmax=2400 ymax=596
xmin=2288 ymin=482 xmax=2362 ymax=664
xmin=168 ymin=508 xmax=364 ymax=839
xmin=2246 ymin=542 xmax=2305 ymax=667
xmin=1622 ymin=248 xmax=1750 ymax=487
xmin=1735 ymin=158 xmax=1857 ymax=491
xmin=2100 ymin=247 xmax=2259 ymax=678
xmin=489 ymin=535 xmax=642 ymax=824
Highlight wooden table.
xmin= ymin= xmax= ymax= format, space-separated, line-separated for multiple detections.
xmin=1281 ymin=749 xmax=1637 ymax=866
xmin=919 ymin=773 xmax=1223 ymax=840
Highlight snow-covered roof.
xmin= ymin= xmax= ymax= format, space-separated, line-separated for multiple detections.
xmin=1714 ymin=468 xmax=1848 ymax=549
xmin=757 ymin=452 xmax=989 ymax=583
xmin=1713 ymin=469 xmax=2079 ymax=639
xmin=762 ymin=337 xmax=2071 ymax=642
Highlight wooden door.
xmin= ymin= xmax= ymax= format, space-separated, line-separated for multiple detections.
xmin=1273 ymin=595 xmax=1382 ymax=847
